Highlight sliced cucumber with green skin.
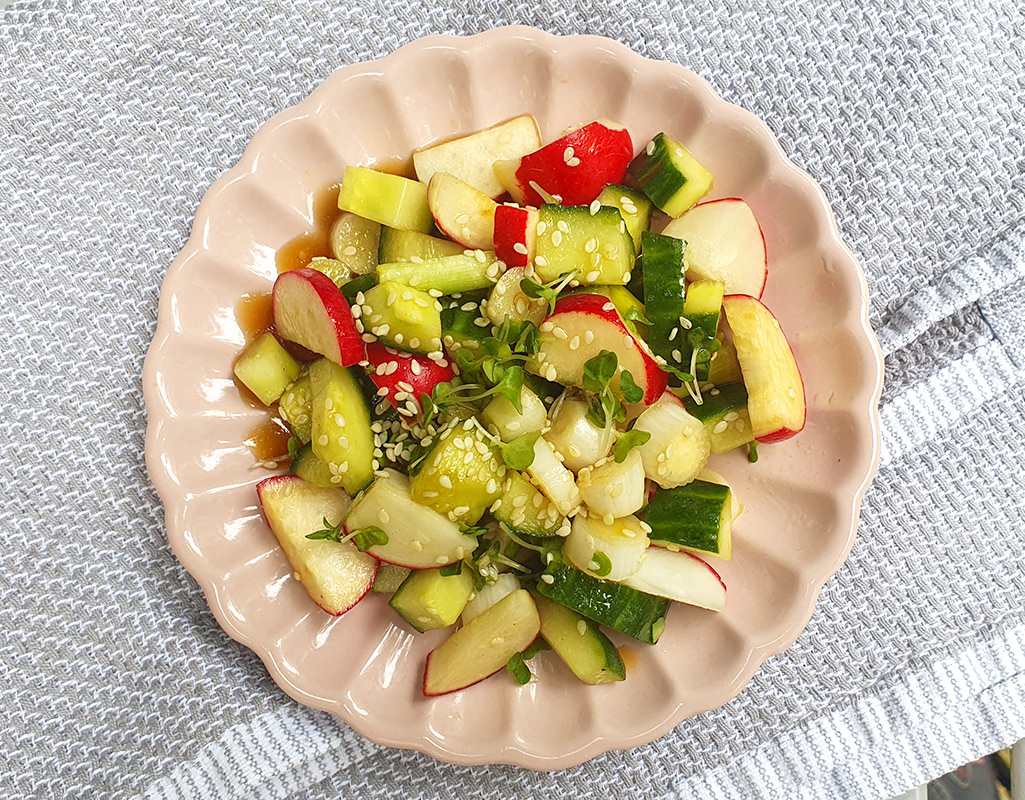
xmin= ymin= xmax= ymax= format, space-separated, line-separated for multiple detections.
xmin=645 ymin=479 xmax=733 ymax=559
xmin=389 ymin=565 xmax=474 ymax=632
xmin=337 ymin=167 xmax=433 ymax=232
xmin=278 ymin=370 xmax=313 ymax=444
xmin=409 ymin=420 xmax=505 ymax=525
xmin=361 ymin=280 xmax=442 ymax=354
xmin=305 ymin=257 xmax=355 ymax=289
xmin=233 ymin=332 xmax=301 ymax=406
xmin=372 ymin=563 xmax=411 ymax=594
xmin=707 ymin=333 xmax=744 ymax=385
xmin=536 ymin=561 xmax=671 ymax=644
xmin=440 ymin=304 xmax=486 ymax=352
xmin=377 ymin=252 xmax=502 ymax=295
xmin=678 ymin=279 xmax=724 ymax=382
xmin=309 ymin=359 xmax=375 ymax=495
xmin=629 ymin=132 xmax=714 ymax=218
xmin=596 ymin=184 xmax=653 ymax=249
xmin=681 ymin=382 xmax=754 ymax=454
xmin=536 ymin=594 xmax=625 ymax=685
xmin=493 ymin=470 xmax=565 ymax=539
xmin=639 ymin=231 xmax=686 ymax=375
xmin=533 ymin=204 xmax=635 ymax=285
xmin=329 ymin=211 xmax=381 ymax=276
xmin=378 ymin=227 xmax=464 ymax=263
xmin=290 ymin=442 xmax=338 ymax=488
xmin=340 ymin=273 xmax=378 ymax=305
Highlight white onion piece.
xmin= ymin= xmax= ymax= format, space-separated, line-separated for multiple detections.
xmin=546 ymin=394 xmax=614 ymax=471
xmin=563 ymin=513 xmax=649 ymax=582
xmin=526 ymin=435 xmax=581 ymax=515
xmin=633 ymin=394 xmax=710 ymax=488
xmin=577 ymin=448 xmax=645 ymax=520
xmin=482 ymin=386 xmax=547 ymax=442
xmin=461 ymin=573 xmax=521 ymax=624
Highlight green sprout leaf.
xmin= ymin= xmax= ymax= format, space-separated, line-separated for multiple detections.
xmin=619 ymin=369 xmax=644 ymax=404
xmin=306 ymin=518 xmax=387 ymax=552
xmin=495 ymin=364 xmax=525 ymax=413
xmin=747 ymin=441 xmax=759 ymax=463
xmin=613 ymin=429 xmax=651 ymax=462
xmin=438 ymin=562 xmax=463 ymax=577
xmin=623 ymin=306 xmax=651 ymax=326
xmin=506 ymin=652 xmax=532 ymax=685
xmin=582 ymin=350 xmax=618 ymax=394
xmin=589 ymin=551 xmax=613 ymax=577
xmin=499 ymin=430 xmax=542 ymax=471
xmin=286 ymin=435 xmax=301 ymax=459
xmin=521 ymin=638 xmax=552 ymax=659
xmin=305 ymin=517 xmax=346 ymax=542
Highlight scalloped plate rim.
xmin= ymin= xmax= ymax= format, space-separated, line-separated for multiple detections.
xmin=143 ymin=26 xmax=884 ymax=771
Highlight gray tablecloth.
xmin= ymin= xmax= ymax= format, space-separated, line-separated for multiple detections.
xmin=1 ymin=1 xmax=1023 ymax=798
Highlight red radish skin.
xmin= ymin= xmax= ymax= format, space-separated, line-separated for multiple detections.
xmin=427 ymin=172 xmax=498 ymax=250
xmin=363 ymin=341 xmax=454 ymax=414
xmin=539 ymin=292 xmax=667 ymax=404
xmin=494 ymin=120 xmax=634 ymax=207
xmin=493 ymin=204 xmax=537 ymax=267
xmin=272 ymin=268 xmax=365 ymax=367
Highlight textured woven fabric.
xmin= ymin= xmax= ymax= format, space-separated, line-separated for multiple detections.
xmin=1 ymin=1 xmax=1023 ymax=798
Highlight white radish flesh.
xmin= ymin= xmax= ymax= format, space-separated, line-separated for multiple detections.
xmin=633 ymin=394 xmax=710 ymax=488
xmin=546 ymin=394 xmax=614 ymax=472
xmin=564 ymin=514 xmax=650 ymax=582
xmin=621 ymin=547 xmax=726 ymax=612
xmin=577 ymin=448 xmax=646 ymax=520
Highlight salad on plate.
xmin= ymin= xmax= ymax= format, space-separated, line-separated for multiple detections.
xmin=231 ymin=114 xmax=806 ymax=695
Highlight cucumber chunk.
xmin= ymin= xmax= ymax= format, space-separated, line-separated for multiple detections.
xmin=629 ymin=133 xmax=713 ymax=218
xmin=337 ymin=166 xmax=433 ymax=232
xmin=329 ymin=211 xmax=381 ymax=276
xmin=639 ymin=232 xmax=687 ymax=375
xmin=339 ymin=273 xmax=378 ymax=305
xmin=390 ymin=565 xmax=474 ymax=632
xmin=536 ymin=594 xmax=625 ymax=685
xmin=681 ymin=382 xmax=754 ymax=454
xmin=290 ymin=442 xmax=338 ymax=488
xmin=645 ymin=479 xmax=733 ymax=559
xmin=596 ymin=184 xmax=653 ymax=249
xmin=378 ymin=252 xmax=502 ymax=295
xmin=371 ymin=564 xmax=411 ymax=594
xmin=361 ymin=280 xmax=442 ymax=354
xmin=537 ymin=561 xmax=670 ymax=644
xmin=493 ymin=470 xmax=565 ymax=539
xmin=532 ymin=204 xmax=635 ymax=285
xmin=233 ymin=332 xmax=301 ymax=406
xmin=680 ymin=279 xmax=724 ymax=382
xmin=309 ymin=359 xmax=375 ymax=495
xmin=305 ymin=257 xmax=354 ymax=289
xmin=423 ymin=589 xmax=540 ymax=696
xmin=278 ymin=370 xmax=313 ymax=444
xmin=708 ymin=333 xmax=744 ymax=385
xmin=378 ymin=227 xmax=464 ymax=263
xmin=409 ymin=421 xmax=505 ymax=525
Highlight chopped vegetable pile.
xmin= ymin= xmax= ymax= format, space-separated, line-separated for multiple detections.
xmin=237 ymin=114 xmax=806 ymax=695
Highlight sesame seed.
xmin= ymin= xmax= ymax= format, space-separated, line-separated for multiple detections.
xmin=317 ymin=434 xmax=329 ymax=446
xmin=624 ymin=336 xmax=635 ymax=349
xmin=789 ymin=388 xmax=798 ymax=398
xmin=541 ymin=574 xmax=555 ymax=584
xmin=563 ymin=146 xmax=575 ymax=162
xmin=513 ymin=242 xmax=528 ymax=255
xmin=724 ymin=411 xmax=739 ymax=422
xmin=569 ymin=335 xmax=580 ymax=350
xmin=553 ymin=327 xmax=568 ymax=340
xmin=393 ymin=332 xmax=404 ymax=344
xmin=672 ymin=348 xmax=683 ymax=362
xmin=585 ymin=270 xmax=600 ymax=282
xmin=474 ymin=250 xmax=487 ymax=263
xmin=440 ymin=475 xmax=453 ymax=489
xmin=584 ymin=238 xmax=598 ymax=253
xmin=646 ymin=140 xmax=656 ymax=155
xmin=713 ymin=420 xmax=729 ymax=434
xmin=669 ymin=327 xmax=679 ymax=341
xmin=551 ymin=230 xmax=563 ymax=247
xmin=453 ymin=505 xmax=470 ymax=516
xmin=536 ymin=221 xmax=548 ymax=235
xmin=589 ymin=199 xmax=601 ymax=215
xmin=567 ymin=157 xmax=581 ymax=167
xmin=680 ymin=317 xmax=693 ymax=329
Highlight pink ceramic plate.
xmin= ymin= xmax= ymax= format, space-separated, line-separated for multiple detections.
xmin=143 ymin=27 xmax=883 ymax=769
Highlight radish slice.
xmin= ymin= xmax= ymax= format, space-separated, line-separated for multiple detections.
xmin=272 ymin=268 xmax=365 ymax=367
xmin=363 ymin=341 xmax=454 ymax=416
xmin=427 ymin=172 xmax=498 ymax=250
xmin=621 ymin=547 xmax=726 ymax=612
xmin=564 ymin=513 xmax=650 ymax=582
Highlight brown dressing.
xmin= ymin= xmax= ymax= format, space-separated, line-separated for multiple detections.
xmin=618 ymin=645 xmax=639 ymax=675
xmin=235 ymin=291 xmax=274 ymax=343
xmin=243 ymin=416 xmax=292 ymax=464
xmin=275 ymin=184 xmax=341 ymax=274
